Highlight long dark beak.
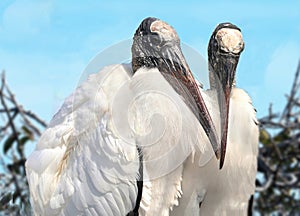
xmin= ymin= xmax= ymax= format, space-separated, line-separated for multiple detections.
xmin=161 ymin=46 xmax=220 ymax=160
xmin=184 ymin=72 xmax=220 ymax=160
xmin=215 ymin=54 xmax=239 ymax=169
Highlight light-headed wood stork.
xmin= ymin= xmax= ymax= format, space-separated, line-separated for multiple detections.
xmin=25 ymin=17 xmax=220 ymax=216
xmin=171 ymin=23 xmax=259 ymax=215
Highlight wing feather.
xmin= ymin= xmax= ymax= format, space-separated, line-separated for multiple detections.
xmin=129 ymin=68 xmax=208 ymax=215
xmin=26 ymin=64 xmax=140 ymax=215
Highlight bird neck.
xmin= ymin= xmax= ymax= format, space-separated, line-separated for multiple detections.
xmin=208 ymin=64 xmax=236 ymax=90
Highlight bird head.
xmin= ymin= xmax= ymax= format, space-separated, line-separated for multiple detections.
xmin=208 ymin=23 xmax=244 ymax=169
xmin=132 ymin=17 xmax=188 ymax=74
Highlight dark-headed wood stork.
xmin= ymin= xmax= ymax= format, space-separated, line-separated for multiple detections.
xmin=25 ymin=17 xmax=220 ymax=216
xmin=171 ymin=23 xmax=259 ymax=215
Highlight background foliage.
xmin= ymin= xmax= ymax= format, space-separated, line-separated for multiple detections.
xmin=0 ymin=73 xmax=46 ymax=215
xmin=0 ymin=61 xmax=299 ymax=215
xmin=253 ymin=61 xmax=300 ymax=214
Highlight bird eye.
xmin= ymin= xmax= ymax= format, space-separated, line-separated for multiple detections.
xmin=219 ymin=46 xmax=228 ymax=54
xmin=152 ymin=35 xmax=161 ymax=43
xmin=150 ymin=34 xmax=163 ymax=47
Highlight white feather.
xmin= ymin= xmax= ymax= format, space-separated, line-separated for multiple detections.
xmin=26 ymin=64 xmax=140 ymax=215
xmin=171 ymin=88 xmax=258 ymax=216
xmin=26 ymin=64 xmax=211 ymax=216
xmin=129 ymin=68 xmax=210 ymax=215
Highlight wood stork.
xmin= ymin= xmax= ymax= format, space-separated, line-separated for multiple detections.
xmin=171 ymin=23 xmax=259 ymax=215
xmin=25 ymin=17 xmax=220 ymax=216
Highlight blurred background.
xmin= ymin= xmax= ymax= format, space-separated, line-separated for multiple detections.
xmin=0 ymin=0 xmax=299 ymax=215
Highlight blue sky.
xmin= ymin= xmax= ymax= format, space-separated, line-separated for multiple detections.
xmin=0 ymin=0 xmax=300 ymax=124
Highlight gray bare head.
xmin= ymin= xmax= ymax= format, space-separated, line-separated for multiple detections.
xmin=132 ymin=17 xmax=188 ymax=75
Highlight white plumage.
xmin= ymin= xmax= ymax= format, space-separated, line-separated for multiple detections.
xmin=171 ymin=88 xmax=258 ymax=215
xmin=26 ymin=64 xmax=140 ymax=215
xmin=27 ymin=17 xmax=207 ymax=216
xmin=26 ymin=18 xmax=258 ymax=216
xmin=26 ymin=63 xmax=214 ymax=215
xmin=130 ymin=68 xmax=210 ymax=215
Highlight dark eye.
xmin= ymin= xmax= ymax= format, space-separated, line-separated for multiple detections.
xmin=151 ymin=34 xmax=162 ymax=45
xmin=219 ymin=46 xmax=228 ymax=54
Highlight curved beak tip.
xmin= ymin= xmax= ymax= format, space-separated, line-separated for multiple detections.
xmin=219 ymin=155 xmax=225 ymax=169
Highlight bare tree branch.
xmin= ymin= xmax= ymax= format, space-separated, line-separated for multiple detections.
xmin=254 ymin=59 xmax=300 ymax=214
xmin=0 ymin=71 xmax=47 ymax=214
xmin=0 ymin=73 xmax=21 ymax=148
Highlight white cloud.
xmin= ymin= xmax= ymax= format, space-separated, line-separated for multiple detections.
xmin=2 ymin=0 xmax=53 ymax=35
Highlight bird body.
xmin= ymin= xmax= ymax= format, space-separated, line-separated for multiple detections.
xmin=26 ymin=64 xmax=141 ymax=215
xmin=171 ymin=88 xmax=258 ymax=215
xmin=27 ymin=17 xmax=214 ymax=215
xmin=26 ymin=63 xmax=212 ymax=215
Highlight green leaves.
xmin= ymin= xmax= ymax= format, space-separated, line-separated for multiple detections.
xmin=259 ymin=129 xmax=271 ymax=146
xmin=3 ymin=126 xmax=34 ymax=155
xmin=3 ymin=133 xmax=17 ymax=154
xmin=21 ymin=126 xmax=34 ymax=140
xmin=0 ymin=193 xmax=12 ymax=207
xmin=273 ymin=129 xmax=290 ymax=143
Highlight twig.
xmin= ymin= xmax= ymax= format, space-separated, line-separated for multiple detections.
xmin=3 ymin=79 xmax=43 ymax=136
xmin=281 ymin=60 xmax=300 ymax=122
xmin=24 ymin=110 xmax=47 ymax=128
xmin=0 ymin=109 xmax=18 ymax=133
xmin=0 ymin=73 xmax=21 ymax=147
